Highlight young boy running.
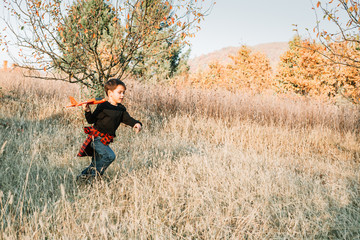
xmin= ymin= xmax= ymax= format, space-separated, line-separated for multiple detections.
xmin=77 ymin=78 xmax=142 ymax=181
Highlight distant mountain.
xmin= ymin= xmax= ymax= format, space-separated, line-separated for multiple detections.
xmin=188 ymin=42 xmax=289 ymax=73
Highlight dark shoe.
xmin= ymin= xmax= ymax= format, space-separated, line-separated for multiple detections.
xmin=76 ymin=174 xmax=95 ymax=184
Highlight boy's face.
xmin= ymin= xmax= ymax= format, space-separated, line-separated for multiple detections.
xmin=108 ymin=85 xmax=126 ymax=104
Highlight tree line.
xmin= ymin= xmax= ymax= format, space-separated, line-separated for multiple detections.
xmin=1 ymin=0 xmax=359 ymax=103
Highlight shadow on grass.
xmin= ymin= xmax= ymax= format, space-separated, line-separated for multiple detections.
xmin=0 ymin=113 xmax=81 ymax=218
xmin=326 ymin=179 xmax=360 ymax=239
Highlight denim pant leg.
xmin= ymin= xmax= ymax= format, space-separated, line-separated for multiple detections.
xmin=81 ymin=137 xmax=116 ymax=176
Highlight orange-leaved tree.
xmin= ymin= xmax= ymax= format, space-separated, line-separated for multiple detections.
xmin=226 ymin=46 xmax=273 ymax=91
xmin=190 ymin=46 xmax=273 ymax=92
xmin=276 ymin=37 xmax=360 ymax=102
xmin=287 ymin=0 xmax=360 ymax=103
xmin=276 ymin=37 xmax=327 ymax=96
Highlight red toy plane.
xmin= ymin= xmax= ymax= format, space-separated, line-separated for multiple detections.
xmin=66 ymin=96 xmax=106 ymax=108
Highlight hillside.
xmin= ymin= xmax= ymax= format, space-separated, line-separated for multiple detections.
xmin=188 ymin=42 xmax=289 ymax=72
xmin=1 ymin=72 xmax=359 ymax=238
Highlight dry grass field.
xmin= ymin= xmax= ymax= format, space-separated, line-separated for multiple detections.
xmin=0 ymin=71 xmax=359 ymax=239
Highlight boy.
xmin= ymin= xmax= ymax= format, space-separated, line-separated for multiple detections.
xmin=77 ymin=78 xmax=142 ymax=181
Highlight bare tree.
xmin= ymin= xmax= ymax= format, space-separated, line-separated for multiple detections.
xmin=0 ymin=0 xmax=214 ymax=93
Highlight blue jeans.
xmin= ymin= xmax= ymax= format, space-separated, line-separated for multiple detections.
xmin=81 ymin=137 xmax=116 ymax=176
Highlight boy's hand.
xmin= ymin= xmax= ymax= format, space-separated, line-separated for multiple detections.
xmin=133 ymin=123 xmax=142 ymax=133
xmin=83 ymin=103 xmax=91 ymax=112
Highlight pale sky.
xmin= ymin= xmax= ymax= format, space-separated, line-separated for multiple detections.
xmin=0 ymin=0 xmax=330 ymax=66
xmin=189 ymin=0 xmax=321 ymax=58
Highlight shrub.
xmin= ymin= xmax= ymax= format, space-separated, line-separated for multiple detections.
xmin=189 ymin=46 xmax=274 ymax=92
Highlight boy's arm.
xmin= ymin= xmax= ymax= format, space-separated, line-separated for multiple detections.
xmin=84 ymin=104 xmax=102 ymax=124
xmin=122 ymin=111 xmax=142 ymax=127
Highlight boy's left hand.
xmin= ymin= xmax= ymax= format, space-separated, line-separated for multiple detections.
xmin=133 ymin=123 xmax=142 ymax=133
xmin=83 ymin=103 xmax=91 ymax=112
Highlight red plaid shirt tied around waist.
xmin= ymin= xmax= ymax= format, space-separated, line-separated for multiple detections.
xmin=77 ymin=126 xmax=114 ymax=157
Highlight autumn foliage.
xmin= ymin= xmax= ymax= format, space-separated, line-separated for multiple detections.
xmin=276 ymin=37 xmax=360 ymax=103
xmin=187 ymin=38 xmax=360 ymax=104
xmin=177 ymin=0 xmax=360 ymax=103
xmin=188 ymin=46 xmax=274 ymax=92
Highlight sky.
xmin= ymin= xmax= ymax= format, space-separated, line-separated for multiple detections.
xmin=0 ymin=0 xmax=330 ymax=66
xmin=188 ymin=0 xmax=322 ymax=58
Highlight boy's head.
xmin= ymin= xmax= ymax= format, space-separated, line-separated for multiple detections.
xmin=104 ymin=78 xmax=126 ymax=96
xmin=105 ymin=78 xmax=127 ymax=105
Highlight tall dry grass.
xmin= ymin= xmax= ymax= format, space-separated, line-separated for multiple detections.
xmin=0 ymin=72 xmax=359 ymax=239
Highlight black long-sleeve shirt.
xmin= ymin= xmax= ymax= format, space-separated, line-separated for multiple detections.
xmin=85 ymin=101 xmax=141 ymax=137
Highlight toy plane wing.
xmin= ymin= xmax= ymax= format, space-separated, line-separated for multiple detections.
xmin=66 ymin=96 xmax=106 ymax=108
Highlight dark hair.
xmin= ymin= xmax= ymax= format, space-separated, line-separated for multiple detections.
xmin=104 ymin=78 xmax=126 ymax=96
